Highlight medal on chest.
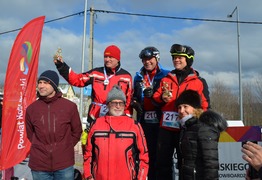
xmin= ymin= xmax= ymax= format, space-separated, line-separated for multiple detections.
xmin=104 ymin=79 xmax=109 ymax=85
xmin=103 ymin=67 xmax=121 ymax=86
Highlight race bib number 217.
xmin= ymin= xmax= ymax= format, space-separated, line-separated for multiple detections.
xmin=162 ymin=111 xmax=180 ymax=129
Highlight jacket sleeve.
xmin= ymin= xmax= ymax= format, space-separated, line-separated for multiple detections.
xmin=259 ymin=167 xmax=262 ymax=179
xmin=198 ymin=126 xmax=219 ymax=180
xmin=132 ymin=75 xmax=140 ymax=101
xmin=199 ymin=77 xmax=210 ymax=110
xmin=56 ymin=62 xmax=92 ymax=87
xmin=83 ymin=127 xmax=94 ymax=178
xmin=70 ymin=104 xmax=83 ymax=146
xmin=136 ymin=123 xmax=149 ymax=180
xmin=124 ymin=75 xmax=133 ymax=117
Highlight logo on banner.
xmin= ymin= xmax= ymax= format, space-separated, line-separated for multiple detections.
xmin=20 ymin=41 xmax=32 ymax=75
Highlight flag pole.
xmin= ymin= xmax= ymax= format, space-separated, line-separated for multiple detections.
xmin=80 ymin=0 xmax=88 ymax=122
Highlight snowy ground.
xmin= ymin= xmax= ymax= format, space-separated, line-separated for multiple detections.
xmin=14 ymin=158 xmax=32 ymax=179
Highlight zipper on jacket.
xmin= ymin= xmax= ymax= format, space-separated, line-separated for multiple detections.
xmin=48 ymin=104 xmax=54 ymax=171
xmin=104 ymin=84 xmax=107 ymax=90
xmin=175 ymin=86 xmax=180 ymax=99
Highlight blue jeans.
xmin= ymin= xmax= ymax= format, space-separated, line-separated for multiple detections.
xmin=31 ymin=166 xmax=74 ymax=180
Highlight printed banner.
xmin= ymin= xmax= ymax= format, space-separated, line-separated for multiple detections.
xmin=219 ymin=126 xmax=261 ymax=179
xmin=0 ymin=16 xmax=45 ymax=170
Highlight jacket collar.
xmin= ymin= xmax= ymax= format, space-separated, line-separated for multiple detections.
xmin=38 ymin=92 xmax=62 ymax=103
xmin=104 ymin=62 xmax=121 ymax=75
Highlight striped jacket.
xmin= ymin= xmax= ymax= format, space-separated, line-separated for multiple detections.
xmin=83 ymin=115 xmax=149 ymax=180
xmin=56 ymin=62 xmax=133 ymax=122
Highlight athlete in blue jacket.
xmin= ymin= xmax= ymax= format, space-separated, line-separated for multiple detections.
xmin=132 ymin=47 xmax=169 ymax=180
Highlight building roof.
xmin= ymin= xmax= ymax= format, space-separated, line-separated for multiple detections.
xmin=58 ymin=83 xmax=75 ymax=94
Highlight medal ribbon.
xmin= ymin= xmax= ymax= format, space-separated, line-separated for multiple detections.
xmin=146 ymin=72 xmax=154 ymax=86
xmin=103 ymin=67 xmax=121 ymax=84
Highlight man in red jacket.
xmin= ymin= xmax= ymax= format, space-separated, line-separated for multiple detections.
xmin=83 ymin=85 xmax=149 ymax=180
xmin=26 ymin=70 xmax=82 ymax=180
xmin=54 ymin=45 xmax=133 ymax=126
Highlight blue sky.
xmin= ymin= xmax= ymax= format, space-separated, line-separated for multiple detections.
xmin=1 ymin=0 xmax=262 ymax=93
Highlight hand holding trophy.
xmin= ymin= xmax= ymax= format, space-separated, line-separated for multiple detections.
xmin=53 ymin=48 xmax=63 ymax=63
xmin=162 ymin=82 xmax=173 ymax=102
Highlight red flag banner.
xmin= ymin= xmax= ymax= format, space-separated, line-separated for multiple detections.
xmin=0 ymin=16 xmax=45 ymax=170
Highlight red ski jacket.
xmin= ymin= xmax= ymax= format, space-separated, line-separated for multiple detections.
xmin=153 ymin=69 xmax=210 ymax=131
xmin=56 ymin=63 xmax=133 ymax=122
xmin=83 ymin=115 xmax=149 ymax=180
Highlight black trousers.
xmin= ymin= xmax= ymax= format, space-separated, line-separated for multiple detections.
xmin=156 ymin=128 xmax=181 ymax=180
xmin=141 ymin=123 xmax=159 ymax=180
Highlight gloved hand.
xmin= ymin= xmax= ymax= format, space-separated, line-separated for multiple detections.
xmin=143 ymin=87 xmax=153 ymax=98
xmin=131 ymin=100 xmax=143 ymax=115
xmin=54 ymin=58 xmax=64 ymax=69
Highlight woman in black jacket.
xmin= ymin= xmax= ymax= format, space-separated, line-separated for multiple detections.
xmin=175 ymin=90 xmax=228 ymax=180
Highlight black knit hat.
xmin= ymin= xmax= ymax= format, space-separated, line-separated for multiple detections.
xmin=38 ymin=70 xmax=59 ymax=92
xmin=175 ymin=90 xmax=201 ymax=108
xmin=106 ymin=85 xmax=126 ymax=104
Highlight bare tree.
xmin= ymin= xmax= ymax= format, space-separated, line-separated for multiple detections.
xmin=242 ymin=79 xmax=262 ymax=126
xmin=209 ymin=79 xmax=262 ymax=126
xmin=242 ymin=82 xmax=261 ymax=125
xmin=209 ymin=80 xmax=239 ymax=120
xmin=255 ymin=75 xmax=262 ymax=103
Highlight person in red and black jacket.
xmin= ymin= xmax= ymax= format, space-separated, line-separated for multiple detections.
xmin=152 ymin=44 xmax=210 ymax=180
xmin=83 ymin=85 xmax=149 ymax=180
xmin=54 ymin=45 xmax=133 ymax=126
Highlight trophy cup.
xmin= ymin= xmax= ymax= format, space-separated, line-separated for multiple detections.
xmin=162 ymin=82 xmax=172 ymax=97
xmin=53 ymin=48 xmax=62 ymax=61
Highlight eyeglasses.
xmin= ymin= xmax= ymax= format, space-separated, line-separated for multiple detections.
xmin=109 ymin=101 xmax=125 ymax=107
